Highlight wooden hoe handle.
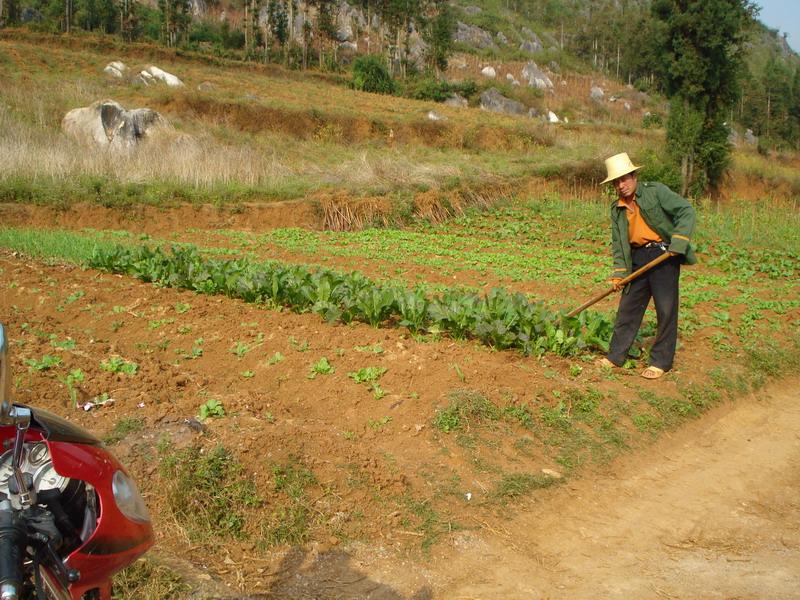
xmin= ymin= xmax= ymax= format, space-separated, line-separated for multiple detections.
xmin=566 ymin=251 xmax=674 ymax=318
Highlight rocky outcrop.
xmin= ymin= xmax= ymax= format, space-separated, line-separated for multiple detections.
xmin=444 ymin=94 xmax=468 ymax=108
xmin=455 ymin=21 xmax=496 ymax=50
xmin=522 ymin=62 xmax=553 ymax=90
xmin=62 ymin=100 xmax=171 ymax=151
xmin=480 ymin=88 xmax=526 ymax=116
xmin=519 ymin=27 xmax=542 ymax=53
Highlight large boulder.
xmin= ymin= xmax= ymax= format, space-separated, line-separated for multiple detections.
xmin=455 ymin=21 xmax=496 ymax=50
xmin=522 ymin=62 xmax=553 ymax=90
xmin=62 ymin=100 xmax=171 ymax=151
xmin=480 ymin=88 xmax=526 ymax=116
xmin=590 ymin=86 xmax=604 ymax=101
xmin=103 ymin=61 xmax=128 ymax=79
xmin=519 ymin=27 xmax=542 ymax=53
xmin=481 ymin=66 xmax=497 ymax=78
xmin=444 ymin=94 xmax=468 ymax=108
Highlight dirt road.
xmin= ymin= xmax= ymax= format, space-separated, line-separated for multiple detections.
xmin=313 ymin=379 xmax=800 ymax=600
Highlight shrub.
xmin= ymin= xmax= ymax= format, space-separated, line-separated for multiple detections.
xmin=352 ymin=55 xmax=395 ymax=94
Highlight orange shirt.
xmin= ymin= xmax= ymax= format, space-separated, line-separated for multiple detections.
xmin=618 ymin=198 xmax=662 ymax=246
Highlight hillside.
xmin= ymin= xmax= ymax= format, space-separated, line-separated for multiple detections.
xmin=0 ymin=11 xmax=799 ymax=600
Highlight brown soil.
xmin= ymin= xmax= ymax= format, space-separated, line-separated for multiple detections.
xmin=2 ymin=202 xmax=798 ymax=599
xmin=341 ymin=378 xmax=800 ymax=599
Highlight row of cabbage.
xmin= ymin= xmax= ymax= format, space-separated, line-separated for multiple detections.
xmin=89 ymin=245 xmax=613 ymax=357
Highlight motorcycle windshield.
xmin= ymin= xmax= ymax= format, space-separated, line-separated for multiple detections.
xmin=28 ymin=406 xmax=102 ymax=445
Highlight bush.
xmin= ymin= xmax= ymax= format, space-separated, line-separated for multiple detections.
xmin=352 ymin=55 xmax=395 ymax=94
xmin=401 ymin=76 xmax=479 ymax=102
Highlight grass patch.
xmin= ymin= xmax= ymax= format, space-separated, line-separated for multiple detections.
xmin=433 ymin=389 xmax=500 ymax=433
xmin=111 ymin=559 xmax=189 ymax=600
xmin=159 ymin=444 xmax=261 ymax=542
xmin=103 ymin=417 xmax=145 ymax=445
xmin=491 ymin=472 xmax=561 ymax=502
xmin=260 ymin=458 xmax=318 ymax=548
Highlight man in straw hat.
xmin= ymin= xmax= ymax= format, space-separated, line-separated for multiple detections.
xmin=597 ymin=152 xmax=696 ymax=379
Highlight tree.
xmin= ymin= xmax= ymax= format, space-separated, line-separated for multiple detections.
xmin=424 ymin=0 xmax=454 ymax=75
xmin=651 ymin=0 xmax=758 ymax=196
xmin=158 ymin=0 xmax=190 ymax=46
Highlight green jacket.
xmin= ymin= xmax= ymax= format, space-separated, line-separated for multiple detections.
xmin=610 ymin=181 xmax=697 ymax=280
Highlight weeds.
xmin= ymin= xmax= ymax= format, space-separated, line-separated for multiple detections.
xmin=111 ymin=559 xmax=189 ymax=600
xmin=261 ymin=459 xmax=317 ymax=547
xmin=104 ymin=417 xmax=145 ymax=445
xmin=159 ymin=444 xmax=260 ymax=541
xmin=492 ymin=472 xmax=560 ymax=502
xmin=433 ymin=390 xmax=500 ymax=433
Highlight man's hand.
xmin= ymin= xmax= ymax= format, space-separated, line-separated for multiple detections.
xmin=610 ymin=278 xmax=623 ymax=291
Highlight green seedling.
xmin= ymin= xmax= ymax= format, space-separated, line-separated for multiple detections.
xmin=368 ymin=416 xmax=392 ymax=430
xmin=100 ymin=356 xmax=138 ymax=375
xmin=308 ymin=357 xmax=334 ymax=379
xmin=198 ymin=398 xmax=225 ymax=421
xmin=59 ymin=368 xmax=85 ymax=407
xmin=148 ymin=318 xmax=174 ymax=330
xmin=174 ymin=302 xmax=191 ymax=314
xmin=289 ymin=337 xmax=310 ymax=352
xmin=26 ymin=355 xmax=62 ymax=371
xmin=267 ymin=352 xmax=285 ymax=365
xmin=51 ymin=337 xmax=77 ymax=350
xmin=348 ymin=367 xmax=387 ymax=384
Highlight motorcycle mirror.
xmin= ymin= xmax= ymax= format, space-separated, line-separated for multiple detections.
xmin=0 ymin=323 xmax=13 ymax=424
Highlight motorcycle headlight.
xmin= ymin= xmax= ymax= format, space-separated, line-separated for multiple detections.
xmin=112 ymin=470 xmax=151 ymax=523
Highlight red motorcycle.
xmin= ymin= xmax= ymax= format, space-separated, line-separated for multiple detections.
xmin=0 ymin=323 xmax=154 ymax=599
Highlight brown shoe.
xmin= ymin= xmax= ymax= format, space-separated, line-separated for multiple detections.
xmin=641 ymin=366 xmax=665 ymax=379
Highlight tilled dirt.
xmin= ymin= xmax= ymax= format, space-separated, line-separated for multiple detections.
xmin=1 ymin=204 xmax=797 ymax=599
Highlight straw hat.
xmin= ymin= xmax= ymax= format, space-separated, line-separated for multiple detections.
xmin=601 ymin=152 xmax=642 ymax=184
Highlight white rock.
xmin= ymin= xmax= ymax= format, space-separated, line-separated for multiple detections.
xmin=103 ymin=61 xmax=127 ymax=78
xmin=144 ymin=65 xmax=184 ymax=87
xmin=427 ymin=110 xmax=445 ymax=121
xmin=541 ymin=468 xmax=562 ymax=479
xmin=481 ymin=66 xmax=496 ymax=78
xmin=547 ymin=110 xmax=559 ymax=123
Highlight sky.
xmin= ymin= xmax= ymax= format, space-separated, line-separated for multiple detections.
xmin=755 ymin=0 xmax=800 ymax=53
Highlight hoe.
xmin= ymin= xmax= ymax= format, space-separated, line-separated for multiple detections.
xmin=567 ymin=252 xmax=673 ymax=318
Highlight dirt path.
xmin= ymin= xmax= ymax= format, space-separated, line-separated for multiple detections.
xmin=412 ymin=379 xmax=800 ymax=599
xmin=309 ymin=379 xmax=800 ymax=600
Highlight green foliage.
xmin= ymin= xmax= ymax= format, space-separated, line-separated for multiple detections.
xmin=651 ymin=0 xmax=758 ymax=194
xmin=262 ymin=459 xmax=317 ymax=547
xmin=59 ymin=368 xmax=85 ymax=407
xmin=307 ymin=357 xmax=334 ymax=379
xmin=159 ymin=444 xmax=260 ymax=541
xmin=400 ymin=76 xmax=478 ymax=103
xmin=26 ymin=355 xmax=62 ymax=371
xmin=87 ymin=244 xmax=613 ymax=359
xmin=100 ymin=355 xmax=138 ymax=375
xmin=352 ymin=55 xmax=395 ymax=94
xmin=492 ymin=472 xmax=560 ymax=501
xmin=198 ymin=398 xmax=225 ymax=421
xmin=433 ymin=389 xmax=500 ymax=433
xmin=347 ymin=367 xmax=387 ymax=384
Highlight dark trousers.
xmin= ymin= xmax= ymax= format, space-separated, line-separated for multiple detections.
xmin=607 ymin=246 xmax=681 ymax=371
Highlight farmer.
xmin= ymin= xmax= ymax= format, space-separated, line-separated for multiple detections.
xmin=597 ymin=152 xmax=696 ymax=379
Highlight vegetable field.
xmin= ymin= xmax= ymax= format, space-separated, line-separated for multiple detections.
xmin=1 ymin=193 xmax=798 ymax=596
